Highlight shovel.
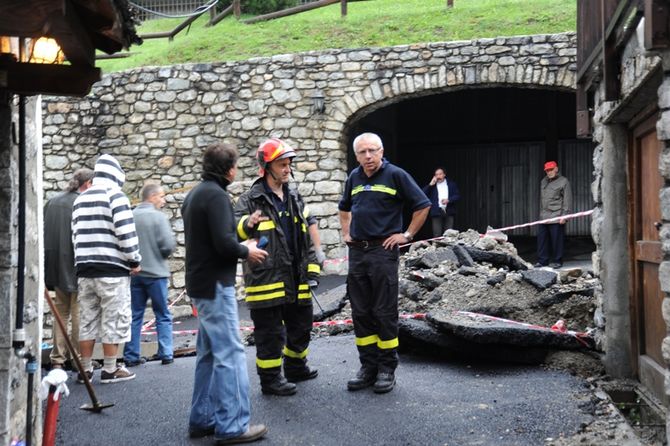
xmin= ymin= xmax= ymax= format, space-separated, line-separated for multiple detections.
xmin=44 ymin=289 xmax=114 ymax=413
xmin=308 ymin=279 xmax=325 ymax=315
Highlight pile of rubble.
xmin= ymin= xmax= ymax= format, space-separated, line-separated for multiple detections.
xmin=314 ymin=229 xmax=602 ymax=368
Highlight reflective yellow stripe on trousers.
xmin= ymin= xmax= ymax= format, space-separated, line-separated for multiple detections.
xmin=355 ymin=334 xmax=399 ymax=349
xmin=256 ymin=357 xmax=282 ymax=368
xmin=283 ymin=346 xmax=308 ymax=359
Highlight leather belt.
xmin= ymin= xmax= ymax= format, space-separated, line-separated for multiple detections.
xmin=346 ymin=239 xmax=386 ymax=249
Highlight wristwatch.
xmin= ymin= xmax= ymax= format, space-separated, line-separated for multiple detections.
xmin=402 ymin=231 xmax=413 ymax=241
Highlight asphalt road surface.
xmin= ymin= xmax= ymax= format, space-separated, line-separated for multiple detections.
xmin=52 ymin=335 xmax=591 ymax=446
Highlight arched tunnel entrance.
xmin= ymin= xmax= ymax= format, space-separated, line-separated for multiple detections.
xmin=346 ymin=87 xmax=595 ymax=261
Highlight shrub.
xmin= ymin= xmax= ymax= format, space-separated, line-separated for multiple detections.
xmin=217 ymin=0 xmax=299 ymax=15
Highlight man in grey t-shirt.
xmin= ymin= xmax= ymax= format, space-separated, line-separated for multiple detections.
xmin=123 ymin=183 xmax=176 ymax=366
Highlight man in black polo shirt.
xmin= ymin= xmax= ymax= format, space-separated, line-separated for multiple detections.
xmin=338 ymin=132 xmax=430 ymax=394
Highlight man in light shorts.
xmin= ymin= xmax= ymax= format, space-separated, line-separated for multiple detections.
xmin=72 ymin=154 xmax=141 ymax=384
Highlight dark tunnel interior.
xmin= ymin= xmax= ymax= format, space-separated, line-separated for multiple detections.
xmin=344 ymin=87 xmax=595 ymax=252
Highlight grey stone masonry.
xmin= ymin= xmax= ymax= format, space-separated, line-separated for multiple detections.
xmin=590 ymin=24 xmax=669 ymax=387
xmin=41 ymin=32 xmax=577 ymax=293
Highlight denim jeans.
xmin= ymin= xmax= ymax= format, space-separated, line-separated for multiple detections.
xmin=123 ymin=276 xmax=173 ymax=362
xmin=189 ymin=282 xmax=250 ymax=439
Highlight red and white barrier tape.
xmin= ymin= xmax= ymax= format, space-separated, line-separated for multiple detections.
xmin=485 ymin=209 xmax=595 ymax=234
xmin=141 ymin=290 xmax=187 ymax=333
xmin=143 ymin=311 xmax=592 ymax=348
xmin=142 ymin=313 xmax=429 ymax=336
xmin=399 ymin=209 xmax=594 ymax=248
xmin=456 ymin=310 xmax=592 ymax=347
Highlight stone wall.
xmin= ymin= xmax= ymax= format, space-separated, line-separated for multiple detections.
xmin=0 ymin=94 xmax=43 ymax=445
xmin=42 ymin=32 xmax=578 ymax=296
xmin=589 ymin=20 xmax=665 ymax=382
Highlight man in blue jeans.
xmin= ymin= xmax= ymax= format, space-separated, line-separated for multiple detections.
xmin=124 ymin=183 xmax=176 ymax=366
xmin=182 ymin=143 xmax=268 ymax=444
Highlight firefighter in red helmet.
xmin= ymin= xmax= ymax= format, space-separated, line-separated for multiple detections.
xmin=235 ymin=138 xmax=322 ymax=396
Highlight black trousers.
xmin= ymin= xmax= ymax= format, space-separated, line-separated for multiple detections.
xmin=537 ymin=223 xmax=564 ymax=265
xmin=431 ymin=213 xmax=454 ymax=237
xmin=347 ymin=244 xmax=399 ymax=374
xmin=250 ymin=300 xmax=313 ymax=383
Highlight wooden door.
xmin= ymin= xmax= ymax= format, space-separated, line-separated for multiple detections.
xmin=630 ymin=113 xmax=667 ymax=403
xmin=500 ymin=164 xmax=527 ymax=235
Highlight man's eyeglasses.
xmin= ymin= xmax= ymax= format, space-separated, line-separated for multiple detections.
xmin=355 ymin=147 xmax=381 ymax=156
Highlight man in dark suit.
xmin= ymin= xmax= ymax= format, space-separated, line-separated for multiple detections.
xmin=422 ymin=167 xmax=460 ymax=237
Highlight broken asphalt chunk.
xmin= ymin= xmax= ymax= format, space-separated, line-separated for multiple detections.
xmin=312 ymin=284 xmax=348 ymax=321
xmin=452 ymin=244 xmax=475 ymax=267
xmin=520 ymin=269 xmax=557 ymax=290
xmin=426 ymin=309 xmax=593 ymax=350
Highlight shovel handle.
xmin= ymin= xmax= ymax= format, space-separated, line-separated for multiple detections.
xmin=44 ymin=289 xmax=102 ymax=408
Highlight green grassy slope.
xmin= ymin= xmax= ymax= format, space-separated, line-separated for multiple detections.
xmin=99 ymin=0 xmax=575 ymax=72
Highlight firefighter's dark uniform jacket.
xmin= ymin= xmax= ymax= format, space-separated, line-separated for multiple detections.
xmin=234 ymin=178 xmax=320 ymax=307
xmin=235 ymin=178 xmax=321 ymax=381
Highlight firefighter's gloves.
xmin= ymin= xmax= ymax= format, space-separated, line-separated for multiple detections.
xmin=314 ymin=248 xmax=326 ymax=264
xmin=247 ymin=210 xmax=268 ymax=229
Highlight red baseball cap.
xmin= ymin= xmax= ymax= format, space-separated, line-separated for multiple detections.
xmin=544 ymin=161 xmax=557 ymax=171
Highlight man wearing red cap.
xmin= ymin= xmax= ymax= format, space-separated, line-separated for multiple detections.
xmin=536 ymin=160 xmax=571 ymax=268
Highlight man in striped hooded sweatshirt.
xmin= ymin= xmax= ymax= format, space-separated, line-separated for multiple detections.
xmin=72 ymin=154 xmax=141 ymax=384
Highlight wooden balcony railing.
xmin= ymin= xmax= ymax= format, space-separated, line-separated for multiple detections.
xmin=576 ymin=0 xmax=670 ymax=137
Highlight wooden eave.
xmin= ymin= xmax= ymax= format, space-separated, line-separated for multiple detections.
xmin=0 ymin=0 xmax=140 ymax=96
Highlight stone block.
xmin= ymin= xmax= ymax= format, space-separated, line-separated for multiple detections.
xmin=520 ymin=269 xmax=557 ymax=290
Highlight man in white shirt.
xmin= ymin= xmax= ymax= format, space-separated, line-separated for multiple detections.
xmin=422 ymin=167 xmax=461 ymax=237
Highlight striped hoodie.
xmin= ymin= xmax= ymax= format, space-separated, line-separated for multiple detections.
xmin=72 ymin=154 xmax=141 ymax=276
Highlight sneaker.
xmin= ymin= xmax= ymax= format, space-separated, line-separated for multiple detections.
xmin=549 ymin=262 xmax=563 ymax=269
xmin=100 ymin=366 xmax=136 ymax=384
xmin=533 ymin=262 xmax=547 ymax=268
xmin=125 ymin=357 xmax=146 ymax=367
xmin=161 ymin=358 xmax=174 ymax=365
xmin=76 ymin=369 xmax=93 ymax=384
xmin=373 ymin=372 xmax=396 ymax=394
xmin=347 ymin=367 xmax=377 ymax=391
xmin=215 ymin=424 xmax=268 ymax=445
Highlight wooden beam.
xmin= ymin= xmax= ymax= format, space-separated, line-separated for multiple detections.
xmin=140 ymin=31 xmax=172 ymax=40
xmin=601 ymin=0 xmax=619 ymax=101
xmin=341 ymin=0 xmax=347 ymax=16
xmin=48 ymin=0 xmax=95 ymax=66
xmin=167 ymin=12 xmax=201 ymax=41
xmin=245 ymin=0 xmax=339 ymax=24
xmin=141 ymin=7 xmax=207 ymax=41
xmin=576 ymin=85 xmax=591 ymax=138
xmin=0 ymin=0 xmax=58 ymax=37
xmin=0 ymin=61 xmax=100 ymax=96
xmin=207 ymin=4 xmax=233 ymax=27
xmin=645 ymin=0 xmax=670 ymax=50
xmin=95 ymin=51 xmax=134 ymax=60
xmin=233 ymin=0 xmax=241 ymax=19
